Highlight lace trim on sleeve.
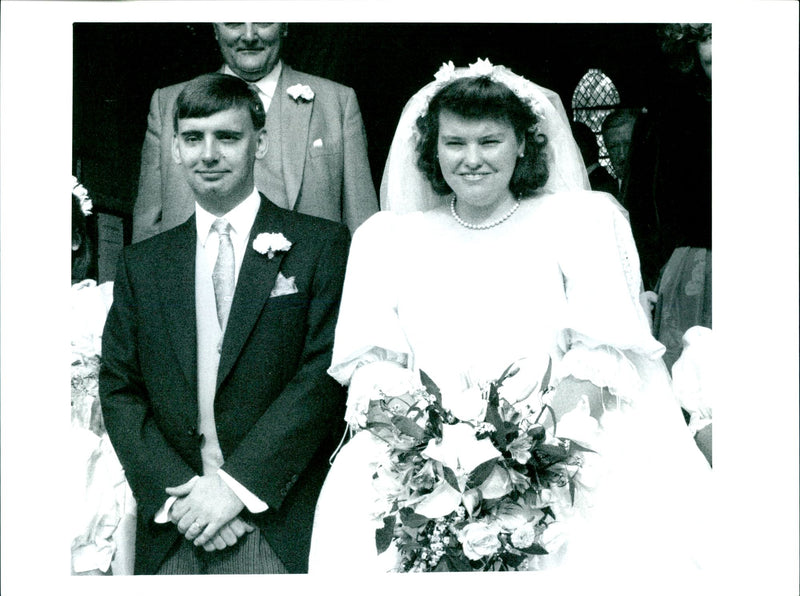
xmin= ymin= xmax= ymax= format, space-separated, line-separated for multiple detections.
xmin=612 ymin=205 xmax=645 ymax=309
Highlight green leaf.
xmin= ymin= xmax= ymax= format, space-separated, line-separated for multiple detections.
xmin=406 ymin=405 xmax=426 ymax=422
xmin=519 ymin=543 xmax=549 ymax=555
xmin=568 ymin=474 xmax=576 ymax=506
xmin=501 ymin=551 xmax=527 ymax=568
xmin=528 ymin=424 xmax=546 ymax=442
xmin=443 ymin=465 xmax=461 ymax=491
xmin=534 ymin=403 xmax=558 ymax=436
xmin=443 ymin=552 xmax=473 ymax=572
xmin=391 ymin=415 xmax=426 ymax=441
xmin=375 ymin=516 xmax=395 ymax=554
xmin=427 ymin=408 xmax=444 ymax=439
xmin=399 ymin=507 xmax=429 ymax=528
xmin=419 ymin=370 xmax=442 ymax=405
xmin=485 ymin=402 xmax=507 ymax=449
xmin=540 ymin=356 xmax=553 ymax=392
xmin=564 ymin=438 xmax=596 ymax=454
xmin=469 ymin=459 xmax=496 ymax=487
xmin=534 ymin=443 xmax=569 ymax=466
xmin=367 ymin=423 xmax=398 ymax=444
xmin=497 ymin=361 xmax=521 ymax=385
xmin=488 ymin=382 xmax=500 ymax=407
xmin=366 ymin=400 xmax=392 ymax=426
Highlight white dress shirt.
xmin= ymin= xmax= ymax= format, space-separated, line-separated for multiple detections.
xmin=195 ymin=187 xmax=261 ymax=286
xmin=222 ymin=61 xmax=282 ymax=113
xmin=155 ymin=189 xmax=268 ymax=524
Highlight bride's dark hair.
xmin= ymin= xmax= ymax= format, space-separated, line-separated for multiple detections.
xmin=415 ymin=76 xmax=549 ymax=198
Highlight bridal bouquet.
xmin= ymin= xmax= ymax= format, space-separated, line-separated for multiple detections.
xmin=72 ymin=353 xmax=105 ymax=435
xmin=366 ymin=359 xmax=594 ymax=572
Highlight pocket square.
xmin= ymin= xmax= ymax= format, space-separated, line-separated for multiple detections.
xmin=312 ymin=138 xmax=323 ymax=149
xmin=270 ymin=272 xmax=298 ymax=297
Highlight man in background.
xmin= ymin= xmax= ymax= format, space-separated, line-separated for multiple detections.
xmin=601 ymin=107 xmax=640 ymax=197
xmin=571 ymin=121 xmax=618 ymax=196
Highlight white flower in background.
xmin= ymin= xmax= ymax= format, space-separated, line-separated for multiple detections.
xmin=72 ymin=176 xmax=92 ymax=216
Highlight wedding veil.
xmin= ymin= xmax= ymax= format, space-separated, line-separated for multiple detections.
xmin=380 ymin=59 xmax=591 ymax=214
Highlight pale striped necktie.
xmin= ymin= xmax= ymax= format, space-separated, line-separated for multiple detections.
xmin=211 ymin=218 xmax=235 ymax=331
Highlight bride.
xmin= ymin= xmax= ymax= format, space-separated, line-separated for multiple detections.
xmin=309 ymin=60 xmax=711 ymax=578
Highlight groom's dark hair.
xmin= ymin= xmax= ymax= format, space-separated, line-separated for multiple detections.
xmin=415 ymin=76 xmax=549 ymax=198
xmin=173 ymin=73 xmax=266 ymax=131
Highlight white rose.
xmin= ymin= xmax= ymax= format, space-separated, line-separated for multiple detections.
xmin=459 ymin=522 xmax=501 ymax=560
xmin=493 ymin=501 xmax=528 ymax=533
xmin=510 ymin=522 xmax=538 ymax=549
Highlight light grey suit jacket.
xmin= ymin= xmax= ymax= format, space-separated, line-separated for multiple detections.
xmin=133 ymin=65 xmax=378 ymax=242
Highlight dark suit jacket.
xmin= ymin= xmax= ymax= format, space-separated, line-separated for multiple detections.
xmin=100 ymin=196 xmax=349 ymax=574
xmin=587 ymin=163 xmax=619 ymax=197
xmin=133 ymin=64 xmax=378 ymax=242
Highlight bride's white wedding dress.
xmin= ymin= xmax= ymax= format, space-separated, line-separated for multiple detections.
xmin=71 ymin=280 xmax=136 ymax=575
xmin=309 ymin=191 xmax=711 ymax=577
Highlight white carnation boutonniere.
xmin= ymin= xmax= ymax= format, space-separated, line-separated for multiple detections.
xmin=253 ymin=232 xmax=292 ymax=259
xmin=287 ymin=83 xmax=315 ymax=102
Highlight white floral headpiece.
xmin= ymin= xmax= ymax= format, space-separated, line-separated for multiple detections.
xmin=72 ymin=175 xmax=92 ymax=216
xmin=425 ymin=58 xmax=546 ymax=124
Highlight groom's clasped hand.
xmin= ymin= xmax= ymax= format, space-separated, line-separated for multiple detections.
xmin=166 ymin=475 xmax=252 ymax=551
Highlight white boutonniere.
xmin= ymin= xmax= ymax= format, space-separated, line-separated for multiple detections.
xmin=253 ymin=232 xmax=292 ymax=259
xmin=287 ymin=83 xmax=315 ymax=102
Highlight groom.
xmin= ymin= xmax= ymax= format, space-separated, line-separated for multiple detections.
xmin=100 ymin=73 xmax=349 ymax=574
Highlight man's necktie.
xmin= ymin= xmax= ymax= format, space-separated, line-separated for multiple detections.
xmin=211 ymin=218 xmax=235 ymax=331
xmin=249 ymin=83 xmax=268 ymax=114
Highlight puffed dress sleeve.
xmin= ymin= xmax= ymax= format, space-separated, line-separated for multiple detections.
xmin=327 ymin=211 xmax=420 ymax=429
xmin=553 ymin=191 xmax=666 ymax=400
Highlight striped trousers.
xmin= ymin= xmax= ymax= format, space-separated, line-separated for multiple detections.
xmin=156 ymin=529 xmax=287 ymax=575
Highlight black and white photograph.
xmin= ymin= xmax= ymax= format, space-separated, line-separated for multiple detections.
xmin=1 ymin=2 xmax=798 ymax=595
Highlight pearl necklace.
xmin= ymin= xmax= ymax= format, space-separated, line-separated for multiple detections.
xmin=450 ymin=196 xmax=520 ymax=230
